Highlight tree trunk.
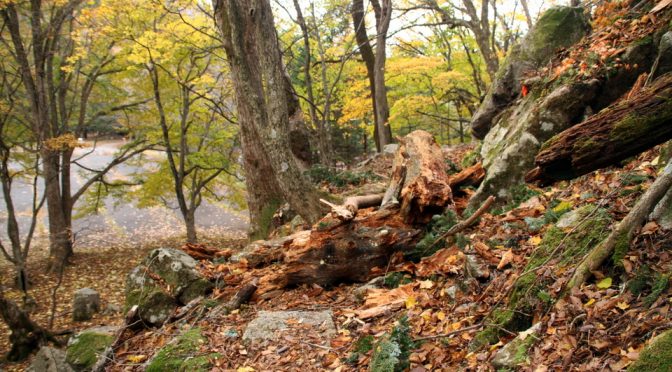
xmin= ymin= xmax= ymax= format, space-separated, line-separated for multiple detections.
xmin=372 ymin=0 xmax=394 ymax=148
xmin=351 ymin=0 xmax=382 ymax=152
xmin=214 ymin=0 xmax=326 ymax=226
xmin=185 ymin=209 xmax=198 ymax=244
xmin=43 ymin=151 xmax=72 ymax=273
xmin=527 ymin=74 xmax=672 ymax=185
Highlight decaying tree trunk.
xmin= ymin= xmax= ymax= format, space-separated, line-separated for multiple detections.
xmin=382 ymin=130 xmax=453 ymax=224
xmin=236 ymin=130 xmax=452 ymax=293
xmin=527 ymin=74 xmax=672 ymax=185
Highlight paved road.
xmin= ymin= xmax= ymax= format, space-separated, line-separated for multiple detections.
xmin=0 ymin=140 xmax=248 ymax=252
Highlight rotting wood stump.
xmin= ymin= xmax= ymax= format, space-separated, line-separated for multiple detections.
xmin=527 ymin=73 xmax=672 ymax=185
xmin=237 ymin=130 xmax=453 ymax=293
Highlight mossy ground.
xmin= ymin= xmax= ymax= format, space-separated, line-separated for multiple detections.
xmin=628 ymin=329 xmax=672 ymax=372
xmin=66 ymin=332 xmax=113 ymax=370
xmin=147 ymin=328 xmax=220 ymax=372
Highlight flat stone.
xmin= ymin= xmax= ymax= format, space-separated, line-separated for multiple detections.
xmin=242 ymin=310 xmax=336 ymax=343
xmin=28 ymin=346 xmax=73 ymax=372
xmin=72 ymin=288 xmax=100 ymax=322
xmin=382 ymin=144 xmax=399 ymax=154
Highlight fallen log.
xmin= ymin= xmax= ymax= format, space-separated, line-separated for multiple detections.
xmin=233 ymin=131 xmax=454 ymax=293
xmin=181 ymin=243 xmax=232 ymax=261
xmin=382 ymin=130 xmax=452 ymax=223
xmin=527 ymin=73 xmax=672 ymax=185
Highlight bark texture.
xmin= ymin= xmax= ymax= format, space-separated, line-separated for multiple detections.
xmin=527 ymin=74 xmax=672 ymax=185
xmin=214 ymin=0 xmax=326 ymax=228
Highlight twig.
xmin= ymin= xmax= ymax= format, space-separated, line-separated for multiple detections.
xmin=413 ymin=323 xmax=482 ymax=341
xmin=430 ymin=196 xmax=496 ymax=249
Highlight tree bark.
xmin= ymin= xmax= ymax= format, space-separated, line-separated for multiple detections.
xmin=527 ymin=74 xmax=672 ymax=185
xmin=214 ymin=0 xmax=326 ymax=226
xmin=382 ymin=130 xmax=452 ymax=224
xmin=351 ymin=0 xmax=383 ymax=152
xmin=372 ymin=0 xmax=394 ymax=148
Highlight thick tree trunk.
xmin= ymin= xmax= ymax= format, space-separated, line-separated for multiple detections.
xmin=527 ymin=74 xmax=672 ymax=185
xmin=214 ymin=0 xmax=326 ymax=226
xmin=372 ymin=0 xmax=394 ymax=148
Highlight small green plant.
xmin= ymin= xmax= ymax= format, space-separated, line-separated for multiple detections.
xmin=411 ymin=209 xmax=459 ymax=260
xmin=644 ymin=273 xmax=669 ymax=308
xmin=370 ymin=316 xmax=415 ymax=372
xmin=345 ymin=335 xmax=375 ymax=365
xmin=383 ymin=272 xmax=411 ymax=289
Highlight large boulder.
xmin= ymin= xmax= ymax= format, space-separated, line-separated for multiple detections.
xmin=28 ymin=347 xmax=74 ymax=372
xmin=242 ymin=310 xmax=336 ymax=343
xmin=470 ymin=6 xmax=591 ymax=139
xmin=468 ymin=79 xmax=600 ymax=208
xmin=72 ymin=288 xmax=100 ymax=322
xmin=65 ymin=326 xmax=116 ymax=371
xmin=125 ymin=248 xmax=213 ymax=326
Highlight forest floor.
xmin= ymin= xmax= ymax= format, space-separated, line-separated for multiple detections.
xmin=1 ymin=144 xmax=671 ymax=371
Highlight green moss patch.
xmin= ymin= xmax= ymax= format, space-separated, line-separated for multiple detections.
xmin=629 ymin=329 xmax=672 ymax=372
xmin=66 ymin=332 xmax=114 ymax=371
xmin=147 ymin=328 xmax=219 ymax=372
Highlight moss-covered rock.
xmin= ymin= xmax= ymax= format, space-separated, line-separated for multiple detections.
xmin=146 ymin=328 xmax=219 ymax=372
xmin=628 ymin=329 xmax=672 ymax=372
xmin=65 ymin=327 xmax=116 ymax=371
xmin=125 ymin=266 xmax=176 ymax=326
xmin=470 ymin=6 xmax=590 ymax=139
xmin=491 ymin=323 xmax=542 ymax=369
xmin=143 ymin=248 xmax=214 ymax=304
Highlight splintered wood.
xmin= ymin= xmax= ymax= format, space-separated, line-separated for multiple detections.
xmin=383 ymin=130 xmax=453 ymax=224
xmin=233 ymin=130 xmax=454 ymax=294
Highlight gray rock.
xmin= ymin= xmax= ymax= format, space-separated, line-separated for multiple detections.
xmin=654 ymin=31 xmax=672 ymax=79
xmin=491 ymin=323 xmax=541 ymax=369
xmin=124 ymin=248 xmax=214 ymax=327
xmin=382 ymin=144 xmax=399 ymax=154
xmin=103 ymin=303 xmax=122 ymax=315
xmin=28 ymin=347 xmax=73 ymax=372
xmin=444 ymin=285 xmax=458 ymax=300
xmin=556 ymin=205 xmax=596 ymax=229
xmin=465 ymin=255 xmax=490 ymax=280
xmin=72 ymin=288 xmax=100 ymax=322
xmin=471 ymin=6 xmax=591 ymax=139
xmin=468 ymin=79 xmax=600 ymax=210
xmin=243 ymin=310 xmax=336 ymax=343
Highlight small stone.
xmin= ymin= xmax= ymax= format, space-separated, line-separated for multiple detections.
xmin=223 ymin=328 xmax=239 ymax=339
xmin=72 ymin=288 xmax=100 ymax=321
xmin=28 ymin=347 xmax=73 ymax=372
xmin=491 ymin=323 xmax=541 ymax=369
xmin=103 ymin=303 xmax=122 ymax=315
xmin=243 ymin=310 xmax=336 ymax=343
xmin=465 ymin=255 xmax=490 ymax=280
xmin=445 ymin=285 xmax=458 ymax=300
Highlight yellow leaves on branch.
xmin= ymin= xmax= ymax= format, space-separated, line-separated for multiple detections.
xmin=44 ymin=134 xmax=80 ymax=151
